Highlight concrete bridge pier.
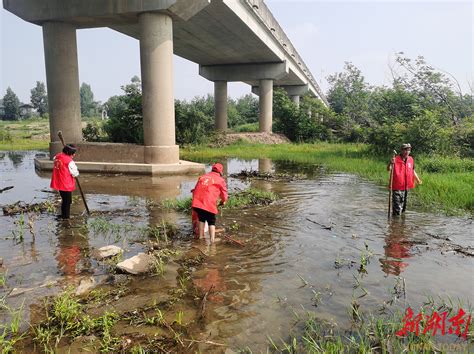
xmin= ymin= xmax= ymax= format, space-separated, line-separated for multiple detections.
xmin=43 ymin=22 xmax=82 ymax=157
xmin=200 ymin=62 xmax=288 ymax=134
xmin=290 ymin=95 xmax=300 ymax=107
xmin=139 ymin=12 xmax=179 ymax=164
xmin=214 ymin=81 xmax=228 ymax=131
xmin=259 ymin=79 xmax=273 ymax=133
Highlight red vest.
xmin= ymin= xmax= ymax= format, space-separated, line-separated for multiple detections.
xmin=192 ymin=171 xmax=228 ymax=214
xmin=391 ymin=155 xmax=415 ymax=190
xmin=50 ymin=153 xmax=76 ymax=192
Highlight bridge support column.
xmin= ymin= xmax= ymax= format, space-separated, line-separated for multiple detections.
xmin=259 ymin=79 xmax=273 ymax=133
xmin=214 ymin=81 xmax=228 ymax=131
xmin=291 ymin=95 xmax=300 ymax=107
xmin=43 ymin=22 xmax=82 ymax=157
xmin=139 ymin=12 xmax=179 ymax=164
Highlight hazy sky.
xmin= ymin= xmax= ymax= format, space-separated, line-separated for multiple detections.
xmin=1 ymin=1 xmax=472 ymax=104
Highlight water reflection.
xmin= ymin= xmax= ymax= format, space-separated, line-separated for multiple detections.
xmin=55 ymin=218 xmax=91 ymax=277
xmin=379 ymin=218 xmax=413 ymax=276
xmin=7 ymin=151 xmax=25 ymax=167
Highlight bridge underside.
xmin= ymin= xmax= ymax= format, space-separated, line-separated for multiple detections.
xmin=4 ymin=0 xmax=326 ymax=174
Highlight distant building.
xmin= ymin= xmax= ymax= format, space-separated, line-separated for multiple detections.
xmin=19 ymin=103 xmax=35 ymax=118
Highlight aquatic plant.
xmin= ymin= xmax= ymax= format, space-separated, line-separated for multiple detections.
xmin=161 ymin=188 xmax=278 ymax=212
xmin=33 ymin=288 xmax=120 ymax=352
xmin=0 ymin=302 xmax=25 ymax=353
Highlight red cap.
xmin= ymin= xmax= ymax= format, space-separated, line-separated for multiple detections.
xmin=211 ymin=163 xmax=223 ymax=174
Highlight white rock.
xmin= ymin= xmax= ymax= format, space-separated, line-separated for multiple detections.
xmin=75 ymin=277 xmax=96 ymax=296
xmin=94 ymin=245 xmax=123 ymax=260
xmin=116 ymin=253 xmax=154 ymax=275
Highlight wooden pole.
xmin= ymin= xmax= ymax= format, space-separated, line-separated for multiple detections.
xmin=388 ymin=150 xmax=397 ymax=219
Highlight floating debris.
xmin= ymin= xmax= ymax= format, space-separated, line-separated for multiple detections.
xmin=2 ymin=200 xmax=58 ymax=216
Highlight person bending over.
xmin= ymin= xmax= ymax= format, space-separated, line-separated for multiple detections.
xmin=192 ymin=163 xmax=228 ymax=243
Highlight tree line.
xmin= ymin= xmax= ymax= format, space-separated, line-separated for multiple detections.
xmin=1 ymin=82 xmax=100 ymax=120
xmin=4 ymin=53 xmax=473 ymax=157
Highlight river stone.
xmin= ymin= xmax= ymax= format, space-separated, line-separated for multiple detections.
xmin=94 ymin=245 xmax=123 ymax=260
xmin=116 ymin=253 xmax=154 ymax=275
xmin=76 ymin=276 xmax=96 ymax=296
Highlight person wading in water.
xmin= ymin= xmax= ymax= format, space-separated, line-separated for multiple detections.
xmin=50 ymin=144 xmax=79 ymax=220
xmin=387 ymin=143 xmax=422 ymax=216
xmin=192 ymin=163 xmax=228 ymax=243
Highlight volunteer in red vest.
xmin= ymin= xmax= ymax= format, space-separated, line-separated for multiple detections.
xmin=192 ymin=163 xmax=228 ymax=243
xmin=50 ymin=144 xmax=79 ymax=219
xmin=387 ymin=143 xmax=422 ymax=215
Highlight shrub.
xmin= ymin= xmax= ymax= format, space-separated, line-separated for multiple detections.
xmin=82 ymin=121 xmax=106 ymax=142
xmin=233 ymin=123 xmax=259 ymax=133
xmin=0 ymin=129 xmax=12 ymax=143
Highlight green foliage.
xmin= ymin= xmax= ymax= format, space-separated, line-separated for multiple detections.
xmin=327 ymin=62 xmax=372 ymax=128
xmin=34 ymin=289 xmax=120 ymax=352
xmin=0 ymin=128 xmax=12 ymax=143
xmin=273 ymin=89 xmax=335 ymax=143
xmin=30 ymin=81 xmax=48 ymax=117
xmin=161 ymin=188 xmax=278 ymax=212
xmin=232 ymin=122 xmax=259 ymax=133
xmin=2 ymin=87 xmax=20 ymax=120
xmin=228 ymin=94 xmax=259 ymax=127
xmin=103 ymin=77 xmax=144 ymax=144
xmin=82 ymin=121 xmax=106 ymax=142
xmin=175 ymin=96 xmax=214 ymax=145
xmin=326 ymin=55 xmax=474 ymax=156
xmin=80 ymin=82 xmax=98 ymax=117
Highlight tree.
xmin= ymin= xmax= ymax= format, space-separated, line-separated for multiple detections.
xmin=30 ymin=81 xmax=48 ymax=117
xmin=393 ymin=53 xmax=472 ymax=125
xmin=327 ymin=62 xmax=372 ymax=128
xmin=2 ymin=87 xmax=20 ymax=120
xmin=103 ymin=77 xmax=144 ymax=143
xmin=80 ymin=82 xmax=98 ymax=117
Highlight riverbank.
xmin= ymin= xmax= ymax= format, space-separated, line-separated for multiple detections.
xmin=182 ymin=142 xmax=474 ymax=215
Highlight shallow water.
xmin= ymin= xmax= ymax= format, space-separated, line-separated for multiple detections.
xmin=0 ymin=151 xmax=473 ymax=351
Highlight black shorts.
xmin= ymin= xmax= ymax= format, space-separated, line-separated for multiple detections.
xmin=193 ymin=208 xmax=216 ymax=226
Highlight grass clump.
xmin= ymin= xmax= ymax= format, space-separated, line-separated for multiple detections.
xmin=161 ymin=197 xmax=193 ymax=212
xmin=232 ymin=122 xmax=259 ymax=133
xmin=0 ymin=302 xmax=25 ymax=352
xmin=269 ymin=297 xmax=473 ymax=353
xmin=161 ymin=188 xmax=278 ymax=212
xmin=33 ymin=288 xmax=119 ymax=352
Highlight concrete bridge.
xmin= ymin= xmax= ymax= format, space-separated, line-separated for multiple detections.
xmin=4 ymin=0 xmax=327 ymax=175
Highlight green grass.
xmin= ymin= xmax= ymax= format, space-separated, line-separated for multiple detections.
xmin=231 ymin=122 xmax=259 ymax=133
xmin=182 ymin=142 xmax=474 ymax=215
xmin=33 ymin=288 xmax=120 ymax=352
xmin=0 ymin=118 xmax=50 ymax=150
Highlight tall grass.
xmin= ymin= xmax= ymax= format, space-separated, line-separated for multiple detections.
xmin=182 ymin=142 xmax=473 ymax=214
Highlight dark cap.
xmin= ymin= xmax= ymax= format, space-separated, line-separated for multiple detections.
xmin=62 ymin=144 xmax=77 ymax=155
xmin=401 ymin=143 xmax=412 ymax=150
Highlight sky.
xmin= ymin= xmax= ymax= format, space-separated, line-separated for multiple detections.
xmin=1 ymin=1 xmax=473 ymax=104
